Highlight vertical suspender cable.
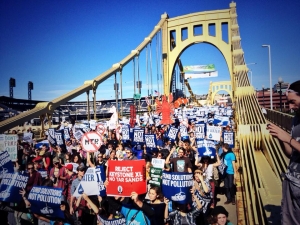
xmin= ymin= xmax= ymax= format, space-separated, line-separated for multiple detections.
xmin=150 ymin=41 xmax=153 ymax=97
xmin=156 ymin=33 xmax=159 ymax=96
xmin=120 ymin=69 xmax=123 ymax=117
xmin=146 ymin=45 xmax=149 ymax=96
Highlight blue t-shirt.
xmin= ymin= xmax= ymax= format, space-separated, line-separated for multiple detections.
xmin=224 ymin=152 xmax=236 ymax=174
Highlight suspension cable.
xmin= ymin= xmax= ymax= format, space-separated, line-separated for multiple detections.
xmin=149 ymin=41 xmax=153 ymax=97
xmin=156 ymin=32 xmax=159 ymax=95
xmin=146 ymin=45 xmax=149 ymax=96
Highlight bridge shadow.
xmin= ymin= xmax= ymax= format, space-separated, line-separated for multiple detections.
xmin=264 ymin=204 xmax=281 ymax=225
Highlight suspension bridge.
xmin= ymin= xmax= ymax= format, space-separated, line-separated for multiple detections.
xmin=0 ymin=2 xmax=288 ymax=224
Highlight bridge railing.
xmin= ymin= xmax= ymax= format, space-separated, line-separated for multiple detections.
xmin=265 ymin=109 xmax=293 ymax=132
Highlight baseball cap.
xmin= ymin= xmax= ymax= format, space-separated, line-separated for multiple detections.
xmin=65 ymin=164 xmax=73 ymax=171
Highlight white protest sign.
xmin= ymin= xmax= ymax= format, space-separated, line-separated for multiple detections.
xmin=23 ymin=132 xmax=33 ymax=143
xmin=206 ymin=125 xmax=222 ymax=141
xmin=80 ymin=132 xmax=102 ymax=152
xmin=96 ymin=124 xmax=106 ymax=136
xmin=73 ymin=167 xmax=99 ymax=197
xmin=151 ymin=158 xmax=165 ymax=169
xmin=89 ymin=120 xmax=97 ymax=130
xmin=4 ymin=135 xmax=18 ymax=161
xmin=0 ymin=134 xmax=5 ymax=151
xmin=74 ymin=130 xmax=84 ymax=141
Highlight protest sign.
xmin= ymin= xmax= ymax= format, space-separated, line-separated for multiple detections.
xmin=74 ymin=129 xmax=84 ymax=141
xmin=73 ymin=167 xmax=100 ymax=197
xmin=151 ymin=158 xmax=165 ymax=169
xmin=55 ymin=130 xmax=65 ymax=147
xmin=28 ymin=186 xmax=64 ymax=219
xmin=107 ymin=160 xmax=146 ymax=197
xmin=192 ymin=189 xmax=212 ymax=213
xmin=23 ymin=132 xmax=33 ymax=143
xmin=179 ymin=125 xmax=189 ymax=140
xmin=64 ymin=128 xmax=71 ymax=141
xmin=149 ymin=167 xmax=162 ymax=187
xmin=98 ymin=216 xmax=126 ymax=225
xmin=3 ymin=135 xmax=18 ymax=161
xmin=47 ymin=128 xmax=57 ymax=145
xmin=96 ymin=124 xmax=106 ymax=135
xmin=38 ymin=170 xmax=48 ymax=178
xmin=95 ymin=165 xmax=106 ymax=196
xmin=0 ymin=134 xmax=5 ymax=151
xmin=167 ymin=126 xmax=178 ymax=142
xmin=132 ymin=128 xmax=144 ymax=145
xmin=206 ymin=125 xmax=222 ymax=141
xmin=80 ymin=132 xmax=102 ymax=153
xmin=161 ymin=171 xmax=193 ymax=204
xmin=121 ymin=124 xmax=130 ymax=143
xmin=194 ymin=123 xmax=206 ymax=139
xmin=144 ymin=134 xmax=157 ymax=150
xmin=223 ymin=131 xmax=235 ymax=148
xmin=0 ymin=151 xmax=14 ymax=179
xmin=0 ymin=172 xmax=29 ymax=203
xmin=196 ymin=139 xmax=216 ymax=157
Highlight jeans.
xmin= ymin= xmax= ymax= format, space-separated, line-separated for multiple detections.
xmin=224 ymin=173 xmax=235 ymax=201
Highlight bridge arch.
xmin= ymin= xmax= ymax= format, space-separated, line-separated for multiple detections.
xmin=162 ymin=3 xmax=235 ymax=95
xmin=209 ymin=81 xmax=233 ymax=105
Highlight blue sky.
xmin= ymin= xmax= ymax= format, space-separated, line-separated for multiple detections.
xmin=1 ymin=0 xmax=299 ymax=102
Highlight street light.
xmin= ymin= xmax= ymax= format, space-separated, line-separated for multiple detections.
xmin=262 ymin=85 xmax=265 ymax=107
xmin=262 ymin=45 xmax=273 ymax=110
xmin=278 ymin=77 xmax=284 ymax=112
xmin=246 ymin=63 xmax=257 ymax=85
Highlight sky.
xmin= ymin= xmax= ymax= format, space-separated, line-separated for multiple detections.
xmin=1 ymin=0 xmax=300 ymax=102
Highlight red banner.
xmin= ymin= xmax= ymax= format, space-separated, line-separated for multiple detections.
xmin=106 ymin=160 xmax=146 ymax=197
xmin=129 ymin=105 xmax=136 ymax=128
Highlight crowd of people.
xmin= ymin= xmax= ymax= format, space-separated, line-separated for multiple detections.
xmin=0 ymin=104 xmax=236 ymax=225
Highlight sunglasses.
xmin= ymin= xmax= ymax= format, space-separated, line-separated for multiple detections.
xmin=195 ymin=172 xmax=203 ymax=175
xmin=126 ymin=152 xmax=130 ymax=154
xmin=27 ymin=167 xmax=33 ymax=170
xmin=98 ymin=156 xmax=103 ymax=158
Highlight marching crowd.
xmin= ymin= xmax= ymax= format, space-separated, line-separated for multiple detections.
xmin=1 ymin=106 xmax=236 ymax=225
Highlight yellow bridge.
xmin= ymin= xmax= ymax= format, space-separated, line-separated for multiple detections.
xmin=0 ymin=2 xmax=288 ymax=224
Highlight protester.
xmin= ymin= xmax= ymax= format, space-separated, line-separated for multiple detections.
xmin=146 ymin=186 xmax=168 ymax=225
xmin=166 ymin=147 xmax=193 ymax=173
xmin=221 ymin=143 xmax=236 ymax=205
xmin=207 ymin=205 xmax=234 ymax=225
xmin=266 ymin=80 xmax=300 ymax=224
xmin=25 ymin=162 xmax=42 ymax=193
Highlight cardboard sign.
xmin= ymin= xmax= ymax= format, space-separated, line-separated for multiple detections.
xmin=151 ymin=158 xmax=165 ymax=169
xmin=196 ymin=139 xmax=216 ymax=157
xmin=28 ymin=186 xmax=64 ymax=219
xmin=107 ymin=160 xmax=146 ymax=197
xmin=3 ymin=135 xmax=18 ymax=161
xmin=161 ymin=171 xmax=193 ymax=204
xmin=73 ymin=167 xmax=100 ymax=197
xmin=149 ymin=167 xmax=162 ymax=187
xmin=223 ymin=131 xmax=234 ymax=148
xmin=0 ymin=151 xmax=14 ymax=179
xmin=132 ymin=128 xmax=144 ymax=145
xmin=0 ymin=172 xmax=29 ymax=203
xmin=206 ymin=125 xmax=222 ymax=141
xmin=80 ymin=132 xmax=102 ymax=152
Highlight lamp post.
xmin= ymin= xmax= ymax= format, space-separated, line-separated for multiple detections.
xmin=278 ymin=77 xmax=284 ymax=112
xmin=246 ymin=63 xmax=257 ymax=85
xmin=262 ymin=45 xmax=273 ymax=110
xmin=262 ymin=85 xmax=265 ymax=107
